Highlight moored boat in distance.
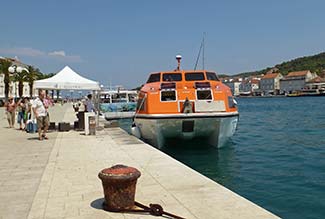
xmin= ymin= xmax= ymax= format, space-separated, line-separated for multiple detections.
xmin=286 ymin=88 xmax=325 ymax=97
xmin=100 ymin=89 xmax=137 ymax=120
xmin=132 ymin=55 xmax=239 ymax=148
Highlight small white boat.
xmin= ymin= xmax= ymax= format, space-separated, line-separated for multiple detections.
xmin=100 ymin=89 xmax=138 ymax=120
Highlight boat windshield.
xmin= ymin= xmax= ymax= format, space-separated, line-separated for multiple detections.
xmin=162 ymin=73 xmax=182 ymax=81
xmin=206 ymin=72 xmax=219 ymax=81
xmin=185 ymin=72 xmax=205 ymax=81
xmin=147 ymin=73 xmax=161 ymax=83
xmin=112 ymin=93 xmax=127 ymax=103
xmin=128 ymin=94 xmax=137 ymax=102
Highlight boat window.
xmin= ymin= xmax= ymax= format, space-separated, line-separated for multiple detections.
xmin=128 ymin=94 xmax=137 ymax=102
xmin=160 ymin=82 xmax=176 ymax=90
xmin=147 ymin=73 xmax=161 ymax=83
xmin=162 ymin=73 xmax=182 ymax=81
xmin=161 ymin=91 xmax=176 ymax=101
xmin=228 ymin=96 xmax=236 ymax=108
xmin=197 ymin=90 xmax=212 ymax=100
xmin=195 ymin=82 xmax=211 ymax=89
xmin=206 ymin=72 xmax=219 ymax=81
xmin=112 ymin=93 xmax=127 ymax=103
xmin=185 ymin=72 xmax=205 ymax=81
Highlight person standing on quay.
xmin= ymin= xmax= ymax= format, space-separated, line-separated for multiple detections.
xmin=16 ymin=98 xmax=26 ymax=130
xmin=23 ymin=97 xmax=32 ymax=129
xmin=32 ymin=90 xmax=49 ymax=140
xmin=4 ymin=97 xmax=16 ymax=128
xmin=84 ymin=94 xmax=96 ymax=113
xmin=43 ymin=94 xmax=53 ymax=122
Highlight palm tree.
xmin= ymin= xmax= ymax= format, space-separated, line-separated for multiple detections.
xmin=13 ymin=69 xmax=28 ymax=97
xmin=0 ymin=59 xmax=13 ymax=101
xmin=25 ymin=65 xmax=40 ymax=97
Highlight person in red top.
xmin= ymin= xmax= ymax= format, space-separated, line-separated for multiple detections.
xmin=5 ymin=97 xmax=16 ymax=128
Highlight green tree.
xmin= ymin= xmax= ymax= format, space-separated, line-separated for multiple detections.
xmin=13 ymin=69 xmax=28 ymax=98
xmin=25 ymin=65 xmax=41 ymax=97
xmin=234 ymin=52 xmax=325 ymax=77
xmin=0 ymin=59 xmax=13 ymax=101
xmin=37 ymin=72 xmax=55 ymax=80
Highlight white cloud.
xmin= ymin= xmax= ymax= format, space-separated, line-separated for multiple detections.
xmin=48 ymin=50 xmax=66 ymax=57
xmin=0 ymin=47 xmax=45 ymax=57
xmin=0 ymin=47 xmax=82 ymax=62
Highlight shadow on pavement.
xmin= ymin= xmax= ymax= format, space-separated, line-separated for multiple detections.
xmin=90 ymin=198 xmax=105 ymax=210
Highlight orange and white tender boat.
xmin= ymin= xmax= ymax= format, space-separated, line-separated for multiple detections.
xmin=132 ymin=55 xmax=239 ymax=148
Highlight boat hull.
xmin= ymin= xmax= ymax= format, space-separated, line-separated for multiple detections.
xmin=134 ymin=113 xmax=239 ymax=148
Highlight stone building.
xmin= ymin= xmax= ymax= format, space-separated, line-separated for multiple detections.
xmin=0 ymin=57 xmax=31 ymax=99
xmin=239 ymin=78 xmax=260 ymax=95
xmin=305 ymin=76 xmax=325 ymax=90
xmin=223 ymin=77 xmax=242 ymax=96
xmin=280 ymin=70 xmax=317 ymax=94
xmin=260 ymin=73 xmax=283 ymax=95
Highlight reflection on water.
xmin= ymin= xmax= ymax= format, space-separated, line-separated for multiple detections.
xmin=118 ymin=118 xmax=133 ymax=133
xmin=160 ymin=139 xmax=239 ymax=188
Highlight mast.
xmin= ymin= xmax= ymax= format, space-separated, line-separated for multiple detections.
xmin=194 ymin=32 xmax=206 ymax=70
xmin=202 ymin=32 xmax=206 ymax=69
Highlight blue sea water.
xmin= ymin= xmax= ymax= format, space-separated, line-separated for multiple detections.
xmin=119 ymin=97 xmax=325 ymax=219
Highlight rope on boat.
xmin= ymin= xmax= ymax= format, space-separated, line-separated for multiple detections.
xmin=132 ymin=93 xmax=147 ymax=125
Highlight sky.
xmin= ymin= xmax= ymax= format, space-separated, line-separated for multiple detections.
xmin=1 ymin=0 xmax=325 ymax=88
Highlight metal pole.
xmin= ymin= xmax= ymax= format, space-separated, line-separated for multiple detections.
xmin=96 ymin=90 xmax=100 ymax=128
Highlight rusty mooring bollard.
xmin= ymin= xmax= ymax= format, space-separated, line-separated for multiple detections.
xmin=98 ymin=164 xmax=141 ymax=212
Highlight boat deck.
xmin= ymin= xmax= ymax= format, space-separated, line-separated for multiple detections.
xmin=104 ymin=111 xmax=135 ymax=120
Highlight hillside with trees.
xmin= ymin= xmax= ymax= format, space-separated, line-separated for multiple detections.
xmin=233 ymin=52 xmax=325 ymax=77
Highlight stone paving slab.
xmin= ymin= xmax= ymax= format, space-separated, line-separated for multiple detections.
xmin=0 ymin=104 xmax=76 ymax=219
xmin=26 ymin=110 xmax=279 ymax=219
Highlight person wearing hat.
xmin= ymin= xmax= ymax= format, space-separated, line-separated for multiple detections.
xmin=4 ymin=97 xmax=16 ymax=128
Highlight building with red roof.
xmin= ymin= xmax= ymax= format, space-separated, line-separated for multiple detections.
xmin=223 ymin=77 xmax=242 ymax=96
xmin=306 ymin=76 xmax=325 ymax=91
xmin=280 ymin=70 xmax=317 ymax=94
xmin=260 ymin=73 xmax=283 ymax=95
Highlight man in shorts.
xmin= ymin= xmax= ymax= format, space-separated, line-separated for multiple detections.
xmin=32 ymin=90 xmax=49 ymax=140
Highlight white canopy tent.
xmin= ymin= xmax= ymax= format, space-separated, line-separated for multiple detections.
xmin=34 ymin=66 xmax=100 ymax=90
xmin=34 ymin=66 xmax=101 ymax=128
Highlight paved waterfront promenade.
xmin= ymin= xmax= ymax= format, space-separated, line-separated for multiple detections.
xmin=0 ymin=104 xmax=74 ymax=219
xmin=0 ymin=104 xmax=279 ymax=219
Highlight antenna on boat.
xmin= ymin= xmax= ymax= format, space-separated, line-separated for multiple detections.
xmin=203 ymin=32 xmax=205 ymax=69
xmin=194 ymin=32 xmax=206 ymax=70
xmin=176 ymin=54 xmax=182 ymax=70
